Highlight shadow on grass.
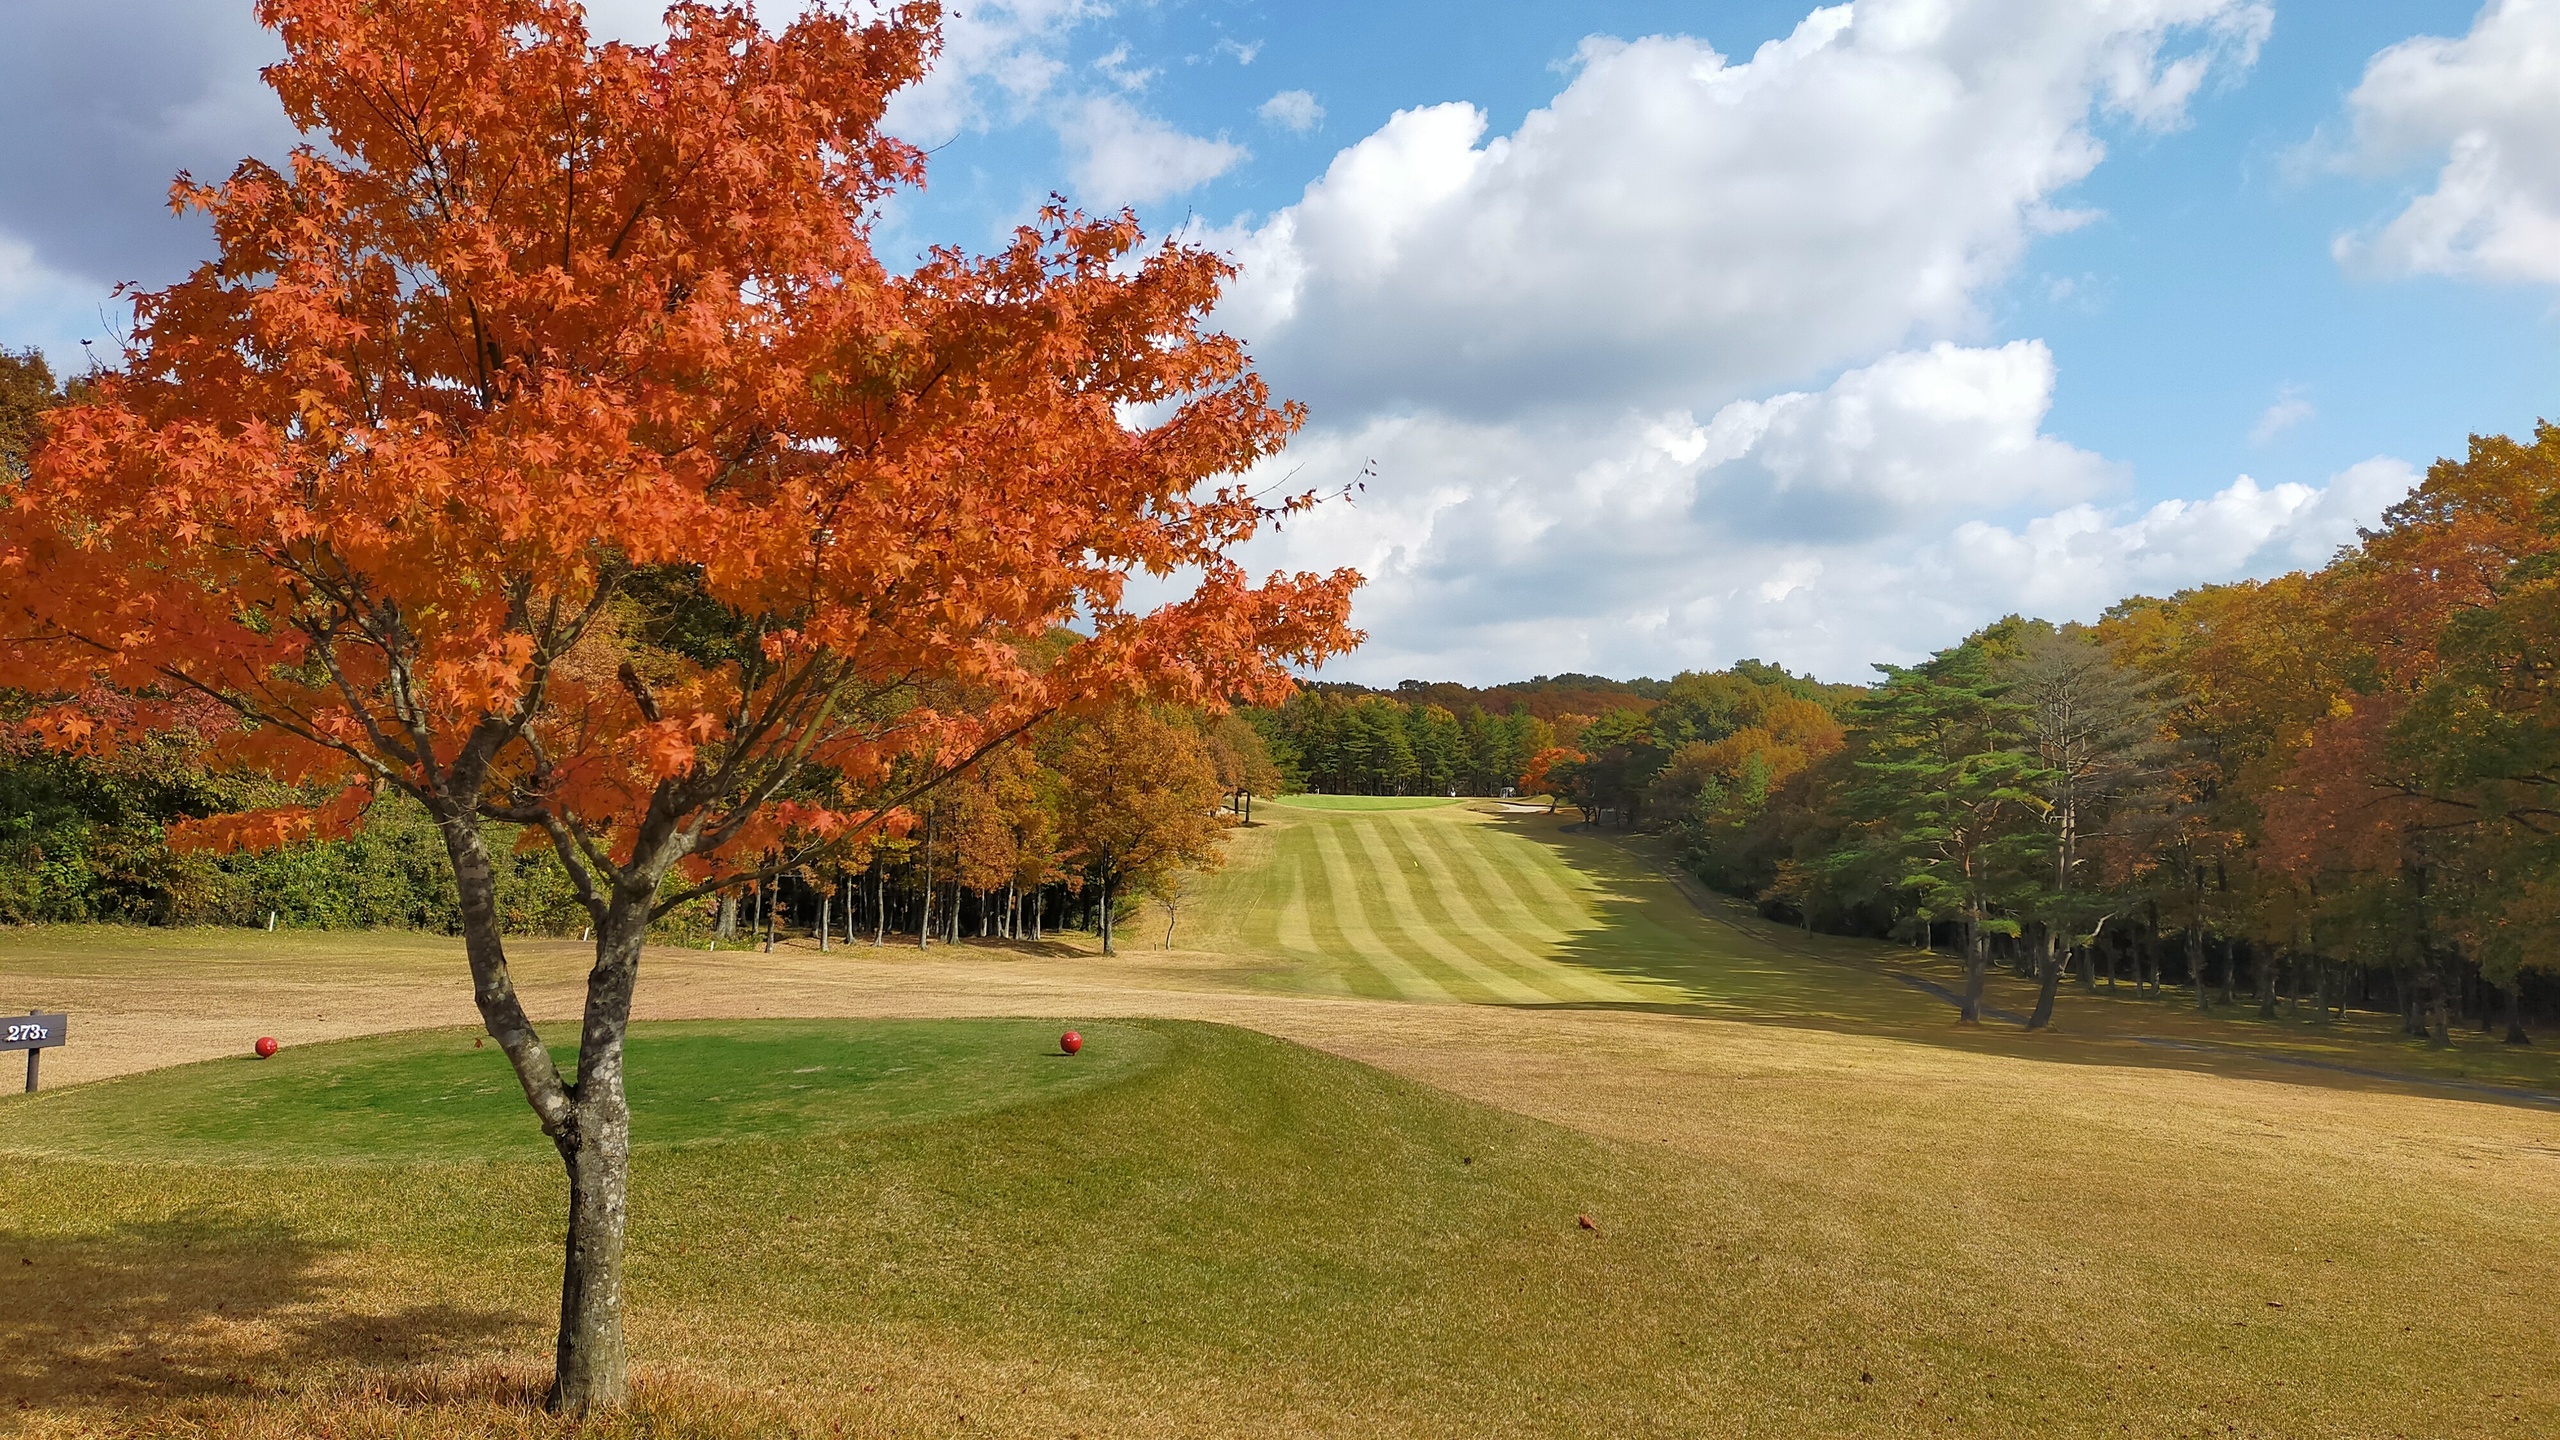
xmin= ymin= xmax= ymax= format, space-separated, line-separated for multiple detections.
xmin=0 ymin=1212 xmax=520 ymax=1412
xmin=1488 ymin=810 xmax=2560 ymax=1112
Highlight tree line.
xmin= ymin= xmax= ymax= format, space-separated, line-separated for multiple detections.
xmin=1618 ymin=427 xmax=2560 ymax=1040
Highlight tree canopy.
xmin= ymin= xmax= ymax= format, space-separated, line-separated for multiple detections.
xmin=0 ymin=0 xmax=1357 ymax=1411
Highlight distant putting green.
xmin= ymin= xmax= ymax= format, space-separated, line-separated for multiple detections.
xmin=0 ymin=1019 xmax=1161 ymax=1164
xmin=1267 ymin=793 xmax=1458 ymax=810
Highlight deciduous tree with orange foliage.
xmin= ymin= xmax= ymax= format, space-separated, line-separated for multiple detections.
xmin=1053 ymin=704 xmax=1229 ymax=955
xmin=0 ymin=0 xmax=1357 ymax=1410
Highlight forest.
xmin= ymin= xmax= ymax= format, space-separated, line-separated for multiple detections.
xmin=1553 ymin=426 xmax=2560 ymax=1042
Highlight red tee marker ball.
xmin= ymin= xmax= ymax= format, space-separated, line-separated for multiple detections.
xmin=1060 ymin=1030 xmax=1083 ymax=1056
xmin=254 ymin=1036 xmax=279 ymax=1059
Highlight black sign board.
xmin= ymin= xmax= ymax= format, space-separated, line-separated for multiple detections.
xmin=8 ymin=1011 xmax=66 ymax=1092
xmin=3 ymin=1013 xmax=66 ymax=1051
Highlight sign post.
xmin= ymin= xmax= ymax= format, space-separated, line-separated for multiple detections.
xmin=4 ymin=1011 xmax=68 ymax=1093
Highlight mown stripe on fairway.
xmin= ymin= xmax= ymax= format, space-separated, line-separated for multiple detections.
xmin=1475 ymin=818 xmax=1604 ymax=921
xmin=1371 ymin=816 xmax=1605 ymax=1003
xmin=1404 ymin=814 xmax=1581 ymax=941
xmin=1288 ymin=825 xmax=1394 ymax=999
xmin=1308 ymin=819 xmax=1456 ymax=1003
xmin=1345 ymin=816 xmax=1550 ymax=1004
xmin=1387 ymin=816 xmax=1645 ymax=1003
xmin=1272 ymin=837 xmax=1318 ymax=957
xmin=1231 ymin=825 xmax=1287 ymax=955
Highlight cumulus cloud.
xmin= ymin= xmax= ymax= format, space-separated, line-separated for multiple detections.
xmin=1182 ymin=0 xmax=2302 ymax=681
xmin=2332 ymin=0 xmax=2560 ymax=284
xmin=1259 ymin=89 xmax=1325 ymax=133
xmin=1201 ymin=0 xmax=2274 ymax=424
xmin=876 ymin=0 xmax=1110 ymax=142
xmin=1062 ymin=96 xmax=1245 ymax=207
xmin=1230 ymin=351 xmax=2412 ymax=683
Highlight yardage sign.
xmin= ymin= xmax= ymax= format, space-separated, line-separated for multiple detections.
xmin=4 ymin=1013 xmax=66 ymax=1050
xmin=8 ymin=1011 xmax=67 ymax=1092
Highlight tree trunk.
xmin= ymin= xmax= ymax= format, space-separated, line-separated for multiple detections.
xmin=2188 ymin=925 xmax=2209 ymax=1011
xmin=550 ymin=1086 xmax=632 ymax=1413
xmin=547 ymin=903 xmax=649 ymax=1414
xmin=714 ymin=893 xmax=736 ymax=940
xmin=439 ymin=814 xmax=636 ymax=1415
xmin=2028 ymin=926 xmax=2061 ymax=1031
xmin=918 ymin=814 xmax=934 ymax=949
xmin=2505 ymin=980 xmax=2532 ymax=1045
xmin=1100 ymin=878 xmax=1115 ymax=956
xmin=1163 ymin=900 xmax=1178 ymax=950
xmin=818 ymin=892 xmax=830 ymax=953
xmin=1959 ymin=915 xmax=1986 ymax=1024
xmin=2426 ymin=962 xmax=2452 ymax=1048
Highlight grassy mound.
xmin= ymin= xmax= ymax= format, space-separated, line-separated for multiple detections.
xmin=0 ymin=1020 xmax=1708 ymax=1436
xmin=0 ymin=1020 xmax=1161 ymax=1164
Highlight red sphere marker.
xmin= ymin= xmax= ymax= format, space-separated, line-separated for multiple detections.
xmin=1059 ymin=1030 xmax=1083 ymax=1056
xmin=254 ymin=1036 xmax=279 ymax=1059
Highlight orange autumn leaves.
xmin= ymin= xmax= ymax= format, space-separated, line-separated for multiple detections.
xmin=2097 ymin=424 xmax=2560 ymax=981
xmin=0 ymin=0 xmax=1359 ymax=878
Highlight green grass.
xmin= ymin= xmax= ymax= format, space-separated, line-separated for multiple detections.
xmin=1182 ymin=802 xmax=1960 ymax=1021
xmin=0 ymin=1020 xmax=1160 ymax=1164
xmin=5 ymin=1016 xmax=2554 ymax=1437
xmin=1170 ymin=803 xmax=2560 ymax=1098
xmin=1266 ymin=793 xmax=1458 ymax=810
xmin=0 ymin=1020 xmax=1750 ymax=1434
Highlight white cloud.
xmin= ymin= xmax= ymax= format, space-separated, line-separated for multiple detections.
xmin=1202 ymin=0 xmax=2274 ymax=424
xmin=2332 ymin=0 xmax=2560 ymax=284
xmin=1259 ymin=89 xmax=1325 ymax=133
xmin=1180 ymin=0 xmax=2297 ymax=681
xmin=1935 ymin=459 xmax=2415 ymax=623
xmin=2249 ymin=388 xmax=2315 ymax=443
xmin=1063 ymin=97 xmax=1246 ymax=207
xmin=1091 ymin=42 xmax=1159 ymax=93
xmin=1226 ymin=342 xmax=2400 ymax=685
xmin=876 ymin=0 xmax=1111 ymax=143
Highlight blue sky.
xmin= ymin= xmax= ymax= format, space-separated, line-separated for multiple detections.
xmin=5 ymin=1 xmax=2557 ymax=683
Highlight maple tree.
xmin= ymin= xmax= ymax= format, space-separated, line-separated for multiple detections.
xmin=0 ymin=0 xmax=1357 ymax=1410
xmin=1053 ymin=704 xmax=1229 ymax=954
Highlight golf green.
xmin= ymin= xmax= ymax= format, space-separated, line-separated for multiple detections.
xmin=1266 ymin=793 xmax=1458 ymax=810
xmin=0 ymin=1018 xmax=1163 ymax=1164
